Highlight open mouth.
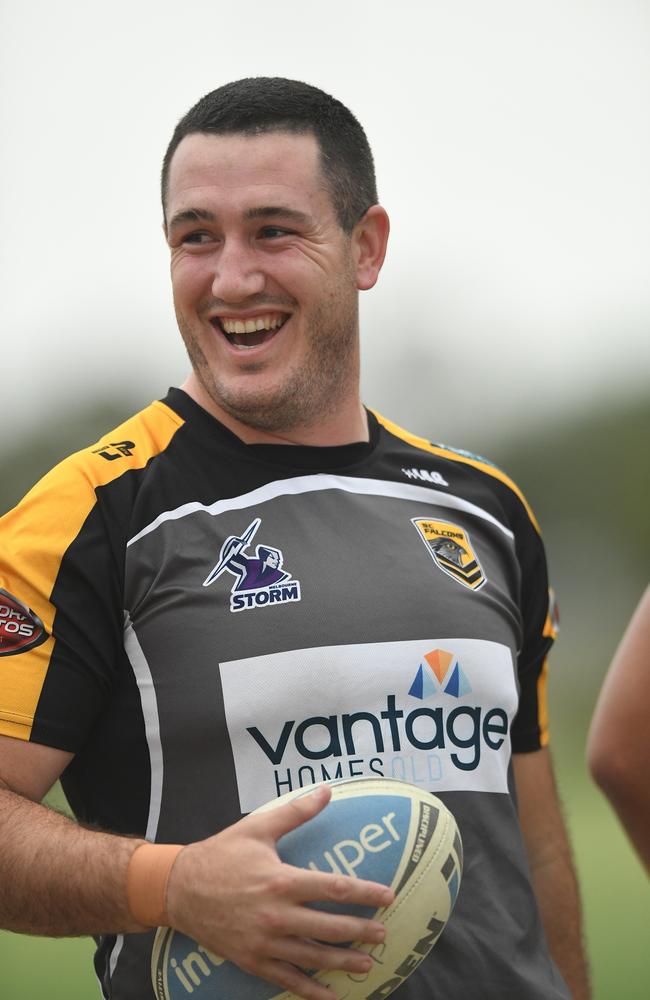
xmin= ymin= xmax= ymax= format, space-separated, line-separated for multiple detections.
xmin=212 ymin=312 xmax=290 ymax=349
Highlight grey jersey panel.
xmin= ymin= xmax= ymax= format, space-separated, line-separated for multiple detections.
xmin=115 ymin=472 xmax=568 ymax=999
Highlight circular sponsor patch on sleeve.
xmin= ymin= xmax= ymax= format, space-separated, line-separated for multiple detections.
xmin=0 ymin=589 xmax=49 ymax=656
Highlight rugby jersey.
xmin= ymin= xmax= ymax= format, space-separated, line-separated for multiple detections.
xmin=0 ymin=387 xmax=568 ymax=999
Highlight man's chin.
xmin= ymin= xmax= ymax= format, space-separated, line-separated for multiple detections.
xmin=200 ymin=377 xmax=310 ymax=435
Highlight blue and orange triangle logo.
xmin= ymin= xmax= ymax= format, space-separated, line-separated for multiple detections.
xmin=408 ymin=649 xmax=472 ymax=700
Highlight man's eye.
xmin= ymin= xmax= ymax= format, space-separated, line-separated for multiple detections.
xmin=260 ymin=227 xmax=292 ymax=239
xmin=182 ymin=231 xmax=214 ymax=245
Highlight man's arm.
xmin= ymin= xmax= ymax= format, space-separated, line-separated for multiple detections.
xmin=0 ymin=736 xmax=153 ymax=936
xmin=0 ymin=735 xmax=392 ymax=1000
xmin=587 ymin=586 xmax=650 ymax=873
xmin=513 ymin=747 xmax=591 ymax=1000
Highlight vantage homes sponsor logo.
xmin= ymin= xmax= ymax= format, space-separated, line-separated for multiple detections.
xmin=409 ymin=648 xmax=472 ymax=699
xmin=203 ymin=517 xmax=301 ymax=613
xmin=220 ymin=639 xmax=516 ymax=813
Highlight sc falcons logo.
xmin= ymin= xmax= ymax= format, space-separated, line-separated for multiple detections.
xmin=412 ymin=518 xmax=486 ymax=591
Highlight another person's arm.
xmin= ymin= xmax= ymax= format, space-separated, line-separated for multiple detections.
xmin=0 ymin=734 xmax=392 ymax=1000
xmin=514 ymin=748 xmax=591 ymax=1000
xmin=587 ymin=585 xmax=650 ymax=874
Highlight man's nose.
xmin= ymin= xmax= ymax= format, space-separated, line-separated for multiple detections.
xmin=211 ymin=240 xmax=265 ymax=302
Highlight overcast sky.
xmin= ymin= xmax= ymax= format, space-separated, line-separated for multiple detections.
xmin=2 ymin=0 xmax=649 ymax=448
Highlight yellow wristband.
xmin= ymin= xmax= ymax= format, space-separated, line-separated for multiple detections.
xmin=126 ymin=842 xmax=183 ymax=927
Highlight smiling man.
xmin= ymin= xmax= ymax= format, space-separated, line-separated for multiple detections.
xmin=165 ymin=126 xmax=382 ymax=445
xmin=0 ymin=79 xmax=589 ymax=999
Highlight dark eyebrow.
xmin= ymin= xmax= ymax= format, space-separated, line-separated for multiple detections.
xmin=167 ymin=208 xmax=217 ymax=232
xmin=167 ymin=204 xmax=313 ymax=235
xmin=243 ymin=206 xmax=312 ymax=226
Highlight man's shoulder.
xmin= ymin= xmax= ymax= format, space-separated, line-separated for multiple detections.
xmin=371 ymin=409 xmax=541 ymax=534
xmin=73 ymin=398 xmax=185 ymax=485
xmin=6 ymin=398 xmax=185 ymax=522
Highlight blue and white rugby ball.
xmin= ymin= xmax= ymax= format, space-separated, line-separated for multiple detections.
xmin=151 ymin=777 xmax=463 ymax=1000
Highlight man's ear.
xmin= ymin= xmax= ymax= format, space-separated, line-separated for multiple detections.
xmin=352 ymin=205 xmax=390 ymax=291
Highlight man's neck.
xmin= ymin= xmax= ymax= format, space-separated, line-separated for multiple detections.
xmin=180 ymin=374 xmax=369 ymax=447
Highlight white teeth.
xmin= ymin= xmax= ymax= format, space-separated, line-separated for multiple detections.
xmin=220 ymin=313 xmax=287 ymax=334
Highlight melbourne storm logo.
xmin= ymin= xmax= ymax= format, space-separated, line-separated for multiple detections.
xmin=203 ymin=517 xmax=301 ymax=613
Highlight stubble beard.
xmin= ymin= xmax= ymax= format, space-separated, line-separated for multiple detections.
xmin=177 ymin=289 xmax=361 ymax=435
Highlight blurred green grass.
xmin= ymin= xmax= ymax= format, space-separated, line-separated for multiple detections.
xmin=552 ymin=725 xmax=650 ymax=999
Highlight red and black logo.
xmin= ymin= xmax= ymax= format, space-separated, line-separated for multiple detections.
xmin=0 ymin=589 xmax=48 ymax=656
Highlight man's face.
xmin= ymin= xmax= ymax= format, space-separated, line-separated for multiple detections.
xmin=165 ymin=131 xmax=363 ymax=435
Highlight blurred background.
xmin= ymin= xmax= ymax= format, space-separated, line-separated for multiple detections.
xmin=1 ymin=0 xmax=648 ymax=996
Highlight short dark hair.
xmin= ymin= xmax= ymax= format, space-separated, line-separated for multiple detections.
xmin=161 ymin=77 xmax=378 ymax=233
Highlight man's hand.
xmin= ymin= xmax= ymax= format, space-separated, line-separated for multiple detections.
xmin=166 ymin=784 xmax=395 ymax=1000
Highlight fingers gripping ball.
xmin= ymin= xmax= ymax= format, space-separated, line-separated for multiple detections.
xmin=151 ymin=777 xmax=463 ymax=999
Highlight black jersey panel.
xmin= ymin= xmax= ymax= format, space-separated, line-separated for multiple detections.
xmin=60 ymin=651 xmax=152 ymax=836
xmin=30 ymin=501 xmax=124 ymax=751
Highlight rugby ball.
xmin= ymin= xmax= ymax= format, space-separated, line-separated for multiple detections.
xmin=151 ymin=777 xmax=463 ymax=1000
